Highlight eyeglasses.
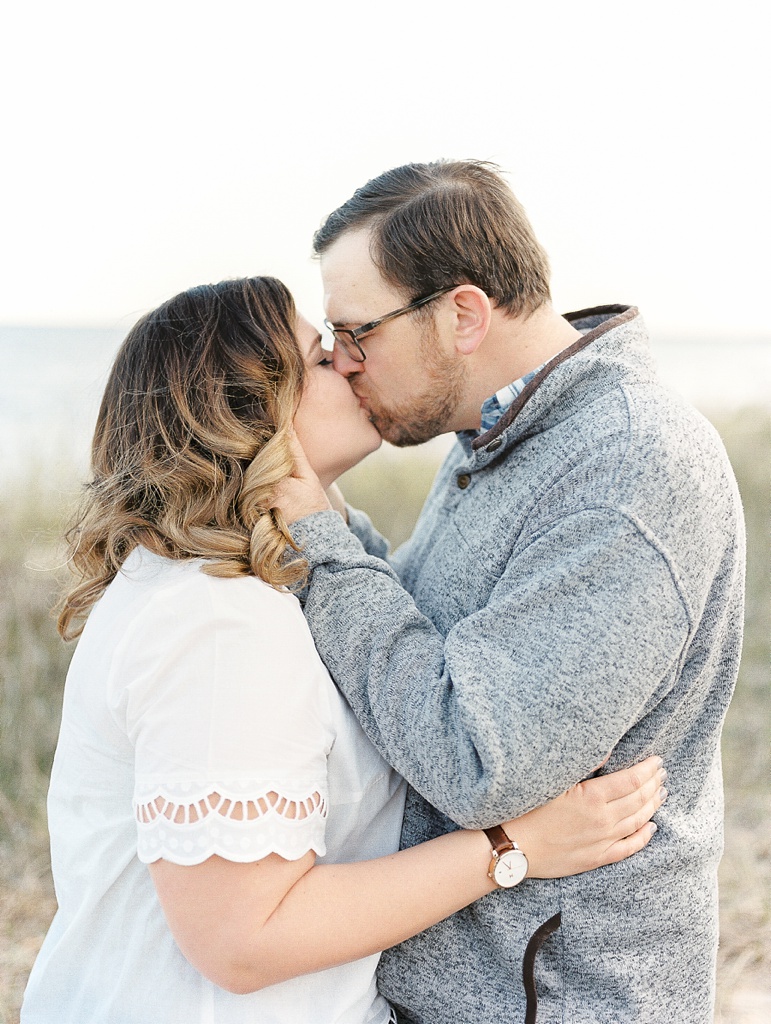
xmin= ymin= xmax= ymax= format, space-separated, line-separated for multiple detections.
xmin=322 ymin=286 xmax=456 ymax=363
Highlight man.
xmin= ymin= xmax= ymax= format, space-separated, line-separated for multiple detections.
xmin=276 ymin=161 xmax=745 ymax=1022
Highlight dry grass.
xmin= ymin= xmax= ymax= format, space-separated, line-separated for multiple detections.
xmin=0 ymin=408 xmax=768 ymax=1022
xmin=0 ymin=474 xmax=74 ymax=1022
xmin=708 ymin=409 xmax=771 ymax=1019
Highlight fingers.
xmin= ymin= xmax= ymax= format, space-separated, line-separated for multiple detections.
xmin=599 ymin=820 xmax=659 ymax=867
xmin=285 ymin=428 xmax=314 ymax=476
xmin=613 ymin=778 xmax=667 ymax=840
xmin=271 ymin=429 xmax=331 ymax=524
xmin=586 ymin=755 xmax=664 ymax=803
xmin=580 ymin=761 xmax=668 ymax=871
xmin=607 ymin=764 xmax=667 ymax=824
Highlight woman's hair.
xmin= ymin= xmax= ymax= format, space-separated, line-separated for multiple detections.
xmin=313 ymin=159 xmax=551 ymax=319
xmin=58 ymin=276 xmax=307 ymax=640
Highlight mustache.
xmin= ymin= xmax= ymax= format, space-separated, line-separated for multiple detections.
xmin=346 ymin=381 xmax=384 ymax=434
xmin=348 ymin=379 xmax=368 ymax=401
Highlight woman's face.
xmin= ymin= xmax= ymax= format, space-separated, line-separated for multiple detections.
xmin=293 ymin=314 xmax=382 ymax=487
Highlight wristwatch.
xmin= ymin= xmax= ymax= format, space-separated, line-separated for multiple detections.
xmin=484 ymin=825 xmax=528 ymax=888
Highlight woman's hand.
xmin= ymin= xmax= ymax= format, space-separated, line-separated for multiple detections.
xmin=507 ymin=755 xmax=667 ymax=878
xmin=150 ymin=758 xmax=666 ymax=992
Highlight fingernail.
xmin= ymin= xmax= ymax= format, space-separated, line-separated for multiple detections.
xmin=654 ymin=756 xmax=664 ymax=768
xmin=658 ymin=787 xmax=668 ymax=802
xmin=648 ymin=822 xmax=658 ymax=836
xmin=658 ymin=768 xmax=668 ymax=783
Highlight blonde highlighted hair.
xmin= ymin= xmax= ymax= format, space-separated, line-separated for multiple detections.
xmin=58 ymin=276 xmax=306 ymax=640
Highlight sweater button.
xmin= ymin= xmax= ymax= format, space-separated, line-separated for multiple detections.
xmin=457 ymin=473 xmax=471 ymax=489
xmin=486 ymin=437 xmax=503 ymax=452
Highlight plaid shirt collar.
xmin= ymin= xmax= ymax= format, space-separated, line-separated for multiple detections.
xmin=479 ymin=362 xmax=548 ymax=433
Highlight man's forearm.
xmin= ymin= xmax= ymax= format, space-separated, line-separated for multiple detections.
xmin=293 ymin=509 xmax=689 ymax=827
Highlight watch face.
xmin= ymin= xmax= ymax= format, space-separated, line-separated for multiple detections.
xmin=493 ymin=849 xmax=528 ymax=888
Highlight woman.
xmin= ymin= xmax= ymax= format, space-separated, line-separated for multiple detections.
xmin=22 ymin=277 xmax=665 ymax=1023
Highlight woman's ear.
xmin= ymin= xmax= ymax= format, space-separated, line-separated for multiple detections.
xmin=448 ymin=286 xmax=492 ymax=356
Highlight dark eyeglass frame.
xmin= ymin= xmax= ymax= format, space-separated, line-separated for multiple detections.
xmin=323 ymin=286 xmax=457 ymax=363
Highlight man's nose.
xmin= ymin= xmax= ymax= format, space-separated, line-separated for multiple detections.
xmin=333 ymin=342 xmax=364 ymax=377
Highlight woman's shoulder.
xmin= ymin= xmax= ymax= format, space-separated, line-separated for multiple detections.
xmin=116 ymin=545 xmax=302 ymax=619
xmin=92 ymin=546 xmax=314 ymax=672
xmin=103 ymin=548 xmax=332 ymax=716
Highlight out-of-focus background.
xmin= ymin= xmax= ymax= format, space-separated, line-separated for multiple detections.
xmin=1 ymin=1 xmax=768 ymax=1021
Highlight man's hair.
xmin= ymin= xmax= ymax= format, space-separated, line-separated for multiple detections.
xmin=313 ymin=160 xmax=551 ymax=318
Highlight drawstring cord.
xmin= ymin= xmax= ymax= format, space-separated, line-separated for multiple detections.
xmin=523 ymin=912 xmax=562 ymax=1024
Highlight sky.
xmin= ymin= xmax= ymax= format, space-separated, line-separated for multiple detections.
xmin=1 ymin=0 xmax=768 ymax=338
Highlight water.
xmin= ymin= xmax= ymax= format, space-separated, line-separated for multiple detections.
xmin=1 ymin=325 xmax=769 ymax=481
xmin=0 ymin=326 xmax=126 ymax=480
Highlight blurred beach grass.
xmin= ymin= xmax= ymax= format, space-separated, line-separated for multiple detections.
xmin=0 ymin=407 xmax=768 ymax=1022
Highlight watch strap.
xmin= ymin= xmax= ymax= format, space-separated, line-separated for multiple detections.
xmin=484 ymin=824 xmax=516 ymax=857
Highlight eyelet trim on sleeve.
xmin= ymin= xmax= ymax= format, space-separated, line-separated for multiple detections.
xmin=133 ymin=780 xmax=328 ymax=865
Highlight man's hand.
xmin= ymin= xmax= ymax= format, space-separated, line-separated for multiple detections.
xmin=272 ymin=430 xmax=332 ymax=525
xmin=325 ymin=483 xmax=349 ymax=522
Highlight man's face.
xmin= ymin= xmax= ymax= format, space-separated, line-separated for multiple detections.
xmin=320 ymin=228 xmax=466 ymax=447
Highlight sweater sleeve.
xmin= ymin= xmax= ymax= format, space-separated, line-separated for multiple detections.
xmin=346 ymin=505 xmax=391 ymax=562
xmin=291 ymin=507 xmax=691 ymax=829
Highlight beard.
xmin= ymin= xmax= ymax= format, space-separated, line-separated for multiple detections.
xmin=354 ymin=334 xmax=467 ymax=447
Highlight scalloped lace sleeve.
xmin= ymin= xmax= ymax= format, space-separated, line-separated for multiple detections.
xmin=116 ymin=557 xmax=340 ymax=868
xmin=134 ymin=780 xmax=328 ymax=865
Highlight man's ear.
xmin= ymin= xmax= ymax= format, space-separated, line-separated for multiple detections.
xmin=448 ymin=286 xmax=492 ymax=356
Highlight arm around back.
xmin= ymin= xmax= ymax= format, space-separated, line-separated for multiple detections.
xmin=148 ymin=757 xmax=665 ymax=993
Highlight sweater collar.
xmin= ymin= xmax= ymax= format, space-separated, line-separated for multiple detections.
xmin=458 ymin=305 xmax=652 ymax=462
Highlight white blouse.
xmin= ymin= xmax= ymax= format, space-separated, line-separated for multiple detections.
xmin=22 ymin=547 xmax=405 ymax=1024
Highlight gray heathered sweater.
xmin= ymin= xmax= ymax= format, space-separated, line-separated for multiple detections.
xmin=290 ymin=306 xmax=745 ymax=1023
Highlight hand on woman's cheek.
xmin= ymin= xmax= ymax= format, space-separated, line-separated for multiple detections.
xmin=273 ymin=430 xmax=331 ymax=525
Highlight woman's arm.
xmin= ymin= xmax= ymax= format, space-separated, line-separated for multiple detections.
xmin=149 ymin=756 xmax=665 ymax=994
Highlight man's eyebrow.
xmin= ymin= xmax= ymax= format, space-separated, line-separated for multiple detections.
xmin=327 ymin=311 xmax=365 ymax=328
